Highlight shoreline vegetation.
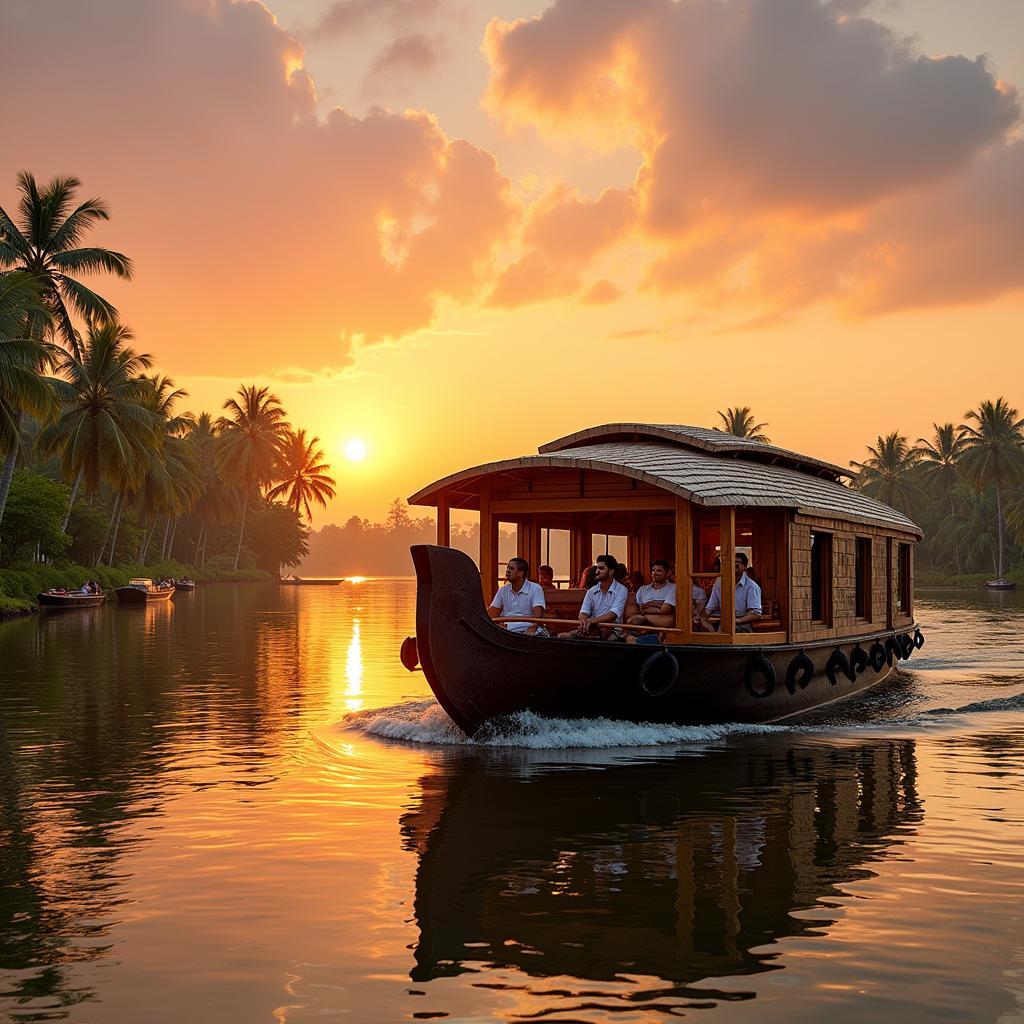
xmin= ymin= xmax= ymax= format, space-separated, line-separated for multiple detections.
xmin=1 ymin=171 xmax=337 ymax=618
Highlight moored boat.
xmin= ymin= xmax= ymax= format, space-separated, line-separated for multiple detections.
xmin=986 ymin=578 xmax=1016 ymax=591
xmin=278 ymin=575 xmax=342 ymax=586
xmin=115 ymin=578 xmax=175 ymax=603
xmin=174 ymin=579 xmax=196 ymax=591
xmin=37 ymin=590 xmax=107 ymax=609
xmin=404 ymin=422 xmax=926 ymax=735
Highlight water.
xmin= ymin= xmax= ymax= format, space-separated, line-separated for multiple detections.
xmin=1 ymin=581 xmax=1023 ymax=1023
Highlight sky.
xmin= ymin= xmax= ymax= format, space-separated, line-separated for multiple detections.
xmin=2 ymin=0 xmax=1022 ymax=524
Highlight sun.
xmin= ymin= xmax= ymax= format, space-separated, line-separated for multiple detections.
xmin=344 ymin=438 xmax=368 ymax=462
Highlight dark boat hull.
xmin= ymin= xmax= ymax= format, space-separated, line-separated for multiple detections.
xmin=411 ymin=544 xmax=919 ymax=735
xmin=279 ymin=578 xmax=341 ymax=586
xmin=986 ymin=580 xmax=1016 ymax=590
xmin=37 ymin=592 xmax=107 ymax=609
xmin=174 ymin=581 xmax=196 ymax=592
xmin=115 ymin=586 xmax=175 ymax=604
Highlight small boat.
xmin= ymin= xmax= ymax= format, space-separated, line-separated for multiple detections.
xmin=37 ymin=590 xmax=107 ymax=609
xmin=404 ymin=422 xmax=926 ymax=735
xmin=278 ymin=575 xmax=341 ymax=586
xmin=174 ymin=580 xmax=196 ymax=591
xmin=115 ymin=578 xmax=175 ymax=604
xmin=986 ymin=579 xmax=1016 ymax=591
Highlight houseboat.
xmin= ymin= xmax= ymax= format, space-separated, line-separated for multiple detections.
xmin=115 ymin=578 xmax=175 ymax=604
xmin=404 ymin=423 xmax=924 ymax=734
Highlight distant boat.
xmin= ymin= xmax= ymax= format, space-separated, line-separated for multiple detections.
xmin=115 ymin=578 xmax=175 ymax=604
xmin=174 ymin=580 xmax=196 ymax=591
xmin=278 ymin=575 xmax=342 ymax=586
xmin=986 ymin=579 xmax=1017 ymax=591
xmin=37 ymin=590 xmax=107 ymax=609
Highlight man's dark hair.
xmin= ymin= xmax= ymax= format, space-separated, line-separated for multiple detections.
xmin=596 ymin=553 xmax=619 ymax=570
xmin=651 ymin=558 xmax=672 ymax=572
xmin=539 ymin=564 xmax=553 ymax=575
xmin=736 ymin=552 xmax=749 ymax=567
xmin=508 ymin=557 xmax=529 ymax=575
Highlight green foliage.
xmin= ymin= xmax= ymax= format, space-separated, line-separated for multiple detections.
xmin=0 ymin=470 xmax=70 ymax=562
xmin=245 ymin=500 xmax=310 ymax=571
xmin=66 ymin=502 xmax=109 ymax=564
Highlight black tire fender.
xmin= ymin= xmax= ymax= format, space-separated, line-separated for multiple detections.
xmin=868 ymin=641 xmax=887 ymax=673
xmin=640 ymin=649 xmax=679 ymax=696
xmin=850 ymin=645 xmax=869 ymax=676
xmin=785 ymin=650 xmax=815 ymax=694
xmin=900 ymin=633 xmax=915 ymax=659
xmin=400 ymin=635 xmax=419 ymax=672
xmin=885 ymin=636 xmax=900 ymax=665
xmin=826 ymin=648 xmax=854 ymax=685
xmin=913 ymin=629 xmax=925 ymax=650
xmin=745 ymin=653 xmax=776 ymax=699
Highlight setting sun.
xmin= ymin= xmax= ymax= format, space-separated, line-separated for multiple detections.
xmin=344 ymin=438 xmax=368 ymax=463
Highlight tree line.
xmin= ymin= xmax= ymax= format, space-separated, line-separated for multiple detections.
xmin=0 ymin=172 xmax=336 ymax=575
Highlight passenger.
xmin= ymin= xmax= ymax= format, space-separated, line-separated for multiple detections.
xmin=488 ymin=557 xmax=546 ymax=636
xmin=702 ymin=552 xmax=762 ymax=633
xmin=558 ymin=554 xmax=628 ymax=640
xmin=537 ymin=564 xmax=557 ymax=592
xmin=613 ymin=563 xmax=629 ymax=586
xmin=578 ymin=565 xmax=599 ymax=589
xmin=627 ymin=570 xmax=645 ymax=593
xmin=81 ymin=583 xmax=90 ymax=594
xmin=626 ymin=559 xmax=676 ymax=630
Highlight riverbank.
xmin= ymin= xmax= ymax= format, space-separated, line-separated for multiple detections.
xmin=916 ymin=567 xmax=1024 ymax=588
xmin=0 ymin=560 xmax=272 ymax=619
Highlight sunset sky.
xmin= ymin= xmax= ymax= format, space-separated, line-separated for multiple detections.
xmin=2 ymin=0 xmax=1022 ymax=524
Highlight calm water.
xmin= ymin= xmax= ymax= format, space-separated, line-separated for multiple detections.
xmin=1 ymin=582 xmax=1023 ymax=1023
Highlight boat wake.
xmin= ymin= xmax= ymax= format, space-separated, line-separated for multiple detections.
xmin=342 ymin=688 xmax=1024 ymax=749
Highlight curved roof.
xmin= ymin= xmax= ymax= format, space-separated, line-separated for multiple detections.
xmin=539 ymin=423 xmax=850 ymax=480
xmin=409 ymin=441 xmax=921 ymax=536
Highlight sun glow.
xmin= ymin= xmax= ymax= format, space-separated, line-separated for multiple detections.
xmin=344 ymin=438 xmax=367 ymax=462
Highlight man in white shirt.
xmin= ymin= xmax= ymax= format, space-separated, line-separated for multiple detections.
xmin=488 ymin=557 xmax=546 ymax=635
xmin=703 ymin=553 xmax=762 ymax=632
xmin=558 ymin=554 xmax=629 ymax=639
xmin=626 ymin=559 xmax=676 ymax=630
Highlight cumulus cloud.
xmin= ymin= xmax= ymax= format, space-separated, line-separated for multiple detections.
xmin=484 ymin=0 xmax=1023 ymax=317
xmin=0 ymin=0 xmax=516 ymax=374
xmin=364 ymin=33 xmax=445 ymax=93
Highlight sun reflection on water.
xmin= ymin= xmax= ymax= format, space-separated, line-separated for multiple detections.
xmin=344 ymin=619 xmax=364 ymax=713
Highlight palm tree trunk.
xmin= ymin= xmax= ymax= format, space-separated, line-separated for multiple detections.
xmin=108 ymin=492 xmax=125 ymax=566
xmin=137 ymin=517 xmax=149 ymax=562
xmin=168 ymin=517 xmax=178 ymax=561
xmin=234 ymin=491 xmax=249 ymax=570
xmin=161 ymin=517 xmax=172 ymax=560
xmin=995 ymin=482 xmax=1004 ymax=580
xmin=948 ymin=492 xmax=962 ymax=575
xmin=0 ymin=412 xmax=25 ymax=528
xmin=61 ymin=469 xmax=84 ymax=532
xmin=199 ymin=522 xmax=209 ymax=567
xmin=97 ymin=492 xmax=119 ymax=566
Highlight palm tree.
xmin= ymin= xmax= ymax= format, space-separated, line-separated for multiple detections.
xmin=35 ymin=321 xmax=157 ymax=538
xmin=915 ymin=423 xmax=966 ymax=573
xmin=267 ymin=429 xmax=336 ymax=521
xmin=185 ymin=412 xmax=234 ymax=565
xmin=715 ymin=407 xmax=770 ymax=442
xmin=0 ymin=172 xmax=133 ymax=354
xmin=216 ymin=385 xmax=289 ymax=569
xmin=0 ymin=271 xmax=60 ymax=525
xmin=850 ymin=432 xmax=921 ymax=515
xmin=958 ymin=398 xmax=1024 ymax=581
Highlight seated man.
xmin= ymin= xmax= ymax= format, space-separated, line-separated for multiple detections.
xmin=702 ymin=552 xmax=762 ymax=632
xmin=488 ymin=557 xmax=546 ymax=635
xmin=626 ymin=559 xmax=676 ymax=630
xmin=537 ymin=564 xmax=558 ymax=593
xmin=558 ymin=554 xmax=628 ymax=639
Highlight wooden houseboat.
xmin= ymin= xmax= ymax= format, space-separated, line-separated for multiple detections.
xmin=405 ymin=423 xmax=925 ymax=734
xmin=115 ymin=578 xmax=175 ymax=604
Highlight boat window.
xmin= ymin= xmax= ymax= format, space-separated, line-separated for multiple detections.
xmin=855 ymin=537 xmax=872 ymax=620
xmin=540 ymin=528 xmax=571 ymax=587
xmin=591 ymin=534 xmax=629 ymax=566
xmin=897 ymin=543 xmax=912 ymax=616
xmin=810 ymin=531 xmax=833 ymax=625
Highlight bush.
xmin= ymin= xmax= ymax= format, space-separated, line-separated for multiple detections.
xmin=0 ymin=471 xmax=70 ymax=564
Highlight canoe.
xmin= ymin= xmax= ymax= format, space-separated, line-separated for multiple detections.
xmin=115 ymin=578 xmax=176 ymax=604
xmin=278 ymin=576 xmax=342 ymax=586
xmin=37 ymin=591 xmax=107 ymax=609
xmin=409 ymin=544 xmax=923 ymax=736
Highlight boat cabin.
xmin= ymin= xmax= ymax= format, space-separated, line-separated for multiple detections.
xmin=408 ymin=423 xmax=921 ymax=646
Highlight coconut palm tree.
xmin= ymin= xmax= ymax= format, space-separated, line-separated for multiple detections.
xmin=0 ymin=172 xmax=133 ymax=354
xmin=185 ymin=412 xmax=235 ymax=565
xmin=715 ymin=407 xmax=770 ymax=442
xmin=216 ymin=385 xmax=289 ymax=569
xmin=915 ymin=423 xmax=966 ymax=573
xmin=958 ymin=398 xmax=1024 ymax=581
xmin=35 ymin=321 xmax=158 ymax=537
xmin=850 ymin=432 xmax=921 ymax=515
xmin=267 ymin=429 xmax=336 ymax=521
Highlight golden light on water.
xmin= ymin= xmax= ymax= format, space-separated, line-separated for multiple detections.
xmin=344 ymin=619 xmax=364 ymax=713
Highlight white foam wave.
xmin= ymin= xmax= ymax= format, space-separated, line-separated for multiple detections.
xmin=344 ymin=700 xmax=780 ymax=749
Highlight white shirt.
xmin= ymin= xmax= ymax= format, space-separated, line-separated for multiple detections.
xmin=490 ymin=580 xmax=546 ymax=633
xmin=705 ymin=572 xmax=763 ymax=617
xmin=635 ymin=581 xmax=676 ymax=609
xmin=580 ymin=579 xmax=629 ymax=623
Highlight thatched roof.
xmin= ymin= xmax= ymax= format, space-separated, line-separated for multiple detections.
xmin=409 ymin=437 xmax=920 ymax=537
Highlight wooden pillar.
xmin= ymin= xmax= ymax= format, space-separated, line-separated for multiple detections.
xmin=436 ymin=495 xmax=450 ymax=547
xmin=674 ymin=497 xmax=692 ymax=641
xmin=719 ymin=506 xmax=736 ymax=638
xmin=570 ymin=514 xmax=588 ymax=587
xmin=886 ymin=537 xmax=894 ymax=628
xmin=479 ymin=484 xmax=496 ymax=601
xmin=528 ymin=517 xmax=542 ymax=577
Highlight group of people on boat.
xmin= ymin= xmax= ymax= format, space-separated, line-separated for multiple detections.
xmin=488 ymin=552 xmax=762 ymax=641
xmin=45 ymin=580 xmax=102 ymax=596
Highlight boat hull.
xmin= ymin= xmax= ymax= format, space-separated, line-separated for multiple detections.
xmin=37 ymin=592 xmax=107 ymax=609
xmin=411 ymin=544 xmax=919 ymax=735
xmin=174 ymin=581 xmax=196 ymax=592
xmin=986 ymin=580 xmax=1016 ymax=591
xmin=115 ymin=585 xmax=175 ymax=604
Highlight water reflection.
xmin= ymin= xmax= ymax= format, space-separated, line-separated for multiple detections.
xmin=344 ymin=620 xmax=364 ymax=714
xmin=403 ymin=738 xmax=922 ymax=1001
